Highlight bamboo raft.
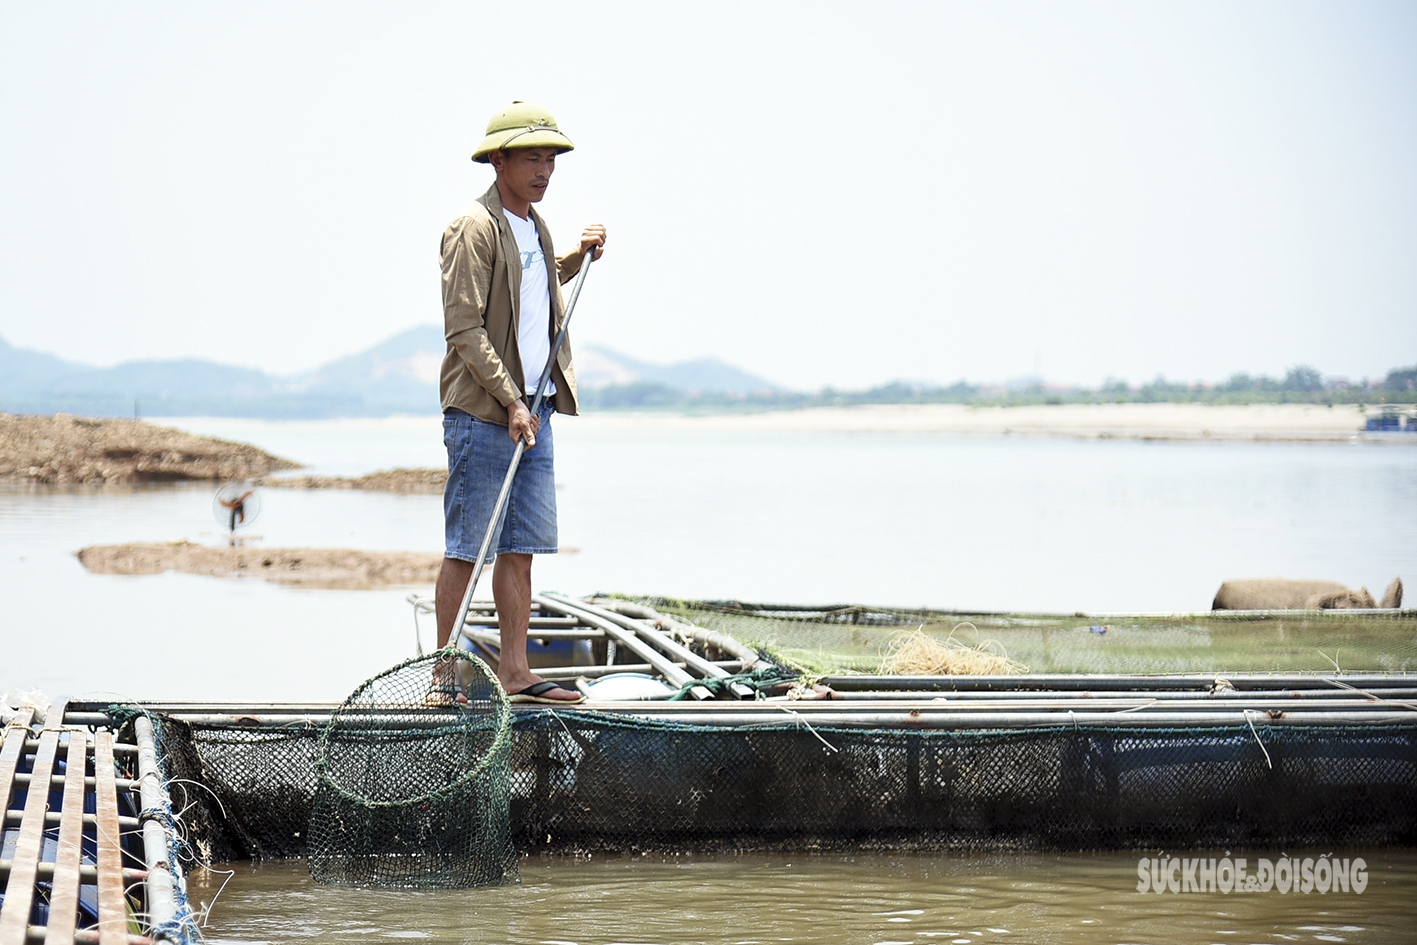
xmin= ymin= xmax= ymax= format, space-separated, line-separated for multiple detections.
xmin=0 ymin=708 xmax=192 ymax=945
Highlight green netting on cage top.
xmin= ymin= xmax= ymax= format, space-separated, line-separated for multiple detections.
xmin=644 ymin=600 xmax=1417 ymax=675
xmin=308 ymin=649 xmax=518 ymax=888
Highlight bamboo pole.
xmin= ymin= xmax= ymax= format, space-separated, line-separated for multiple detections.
xmin=536 ymin=595 xmax=711 ymax=699
xmin=27 ymin=929 xmax=152 ymax=945
xmin=1 ymin=804 xmax=140 ymax=827
xmin=610 ymin=694 xmax=1409 ymax=712
xmin=503 ymin=708 xmax=1417 ymax=729
xmin=66 ymin=713 xmax=337 ymax=729
xmin=61 ymin=675 xmax=1417 ymax=719
xmin=461 ymin=615 xmax=585 ymax=630
xmin=822 ymin=688 xmax=1417 ymax=702
xmin=528 ymin=660 xmax=745 ymax=680
xmin=59 ymin=673 xmax=1417 ymax=731
xmin=21 ymin=738 xmax=137 ymax=755
xmin=2 ymin=810 xmax=167 ymax=829
xmin=460 ymin=627 xmax=605 ymax=643
xmin=78 ymin=703 xmax=1417 ymax=731
xmin=0 ymin=862 xmax=147 ymax=883
xmin=11 ymin=772 xmax=139 ymax=792
xmin=819 ymin=673 xmax=1417 ymax=692
xmin=545 ymin=594 xmax=750 ymax=698
xmin=132 ymin=717 xmax=179 ymax=938
xmin=592 ymin=600 xmax=770 ymax=672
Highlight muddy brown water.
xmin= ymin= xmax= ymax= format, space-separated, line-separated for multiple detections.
xmin=189 ymin=850 xmax=1417 ymax=945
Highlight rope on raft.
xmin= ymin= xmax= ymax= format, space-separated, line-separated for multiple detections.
xmin=668 ymin=665 xmax=803 ymax=701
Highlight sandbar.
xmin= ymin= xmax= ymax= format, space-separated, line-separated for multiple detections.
xmin=1 ymin=412 xmax=298 ymax=484
xmin=570 ymin=403 xmax=1390 ymax=440
xmin=76 ymin=541 xmax=441 ymax=590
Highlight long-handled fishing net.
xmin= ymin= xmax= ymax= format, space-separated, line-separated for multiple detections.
xmin=306 ymin=241 xmax=597 ymax=888
xmin=307 ymin=650 xmax=517 ymax=888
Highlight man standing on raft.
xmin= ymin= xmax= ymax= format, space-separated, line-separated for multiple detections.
xmin=435 ymin=101 xmax=605 ymax=705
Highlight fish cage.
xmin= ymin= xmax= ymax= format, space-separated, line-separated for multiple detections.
xmin=52 ymin=598 xmax=1417 ymax=865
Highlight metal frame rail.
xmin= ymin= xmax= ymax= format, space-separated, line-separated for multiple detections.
xmin=60 ymin=671 xmax=1417 ymax=731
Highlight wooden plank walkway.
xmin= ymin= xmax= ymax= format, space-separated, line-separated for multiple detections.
xmin=44 ymin=731 xmax=89 ymax=945
xmin=91 ymin=731 xmax=128 ymax=945
xmin=0 ymin=716 xmax=155 ymax=945
xmin=0 ymin=729 xmax=59 ymax=941
xmin=0 ymin=709 xmax=37 ymax=945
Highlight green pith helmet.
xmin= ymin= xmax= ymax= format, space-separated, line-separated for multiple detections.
xmin=471 ymin=101 xmax=575 ymax=163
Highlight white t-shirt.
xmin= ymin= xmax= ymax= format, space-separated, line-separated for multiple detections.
xmin=501 ymin=208 xmax=555 ymax=397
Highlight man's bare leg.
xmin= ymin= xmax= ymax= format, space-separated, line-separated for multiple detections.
xmin=435 ymin=556 xmax=475 ymax=649
xmin=492 ymin=552 xmax=535 ymax=691
xmin=492 ymin=552 xmax=577 ymax=699
xmin=430 ymin=556 xmax=475 ymax=703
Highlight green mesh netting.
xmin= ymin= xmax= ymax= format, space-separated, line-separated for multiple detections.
xmin=640 ymin=599 xmax=1417 ymax=675
xmin=307 ymin=649 xmax=518 ymax=888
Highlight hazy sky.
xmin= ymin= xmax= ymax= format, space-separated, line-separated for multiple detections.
xmin=2 ymin=1 xmax=1414 ymax=391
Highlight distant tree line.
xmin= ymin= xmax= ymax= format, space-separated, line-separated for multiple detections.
xmin=578 ymin=364 xmax=1417 ymax=412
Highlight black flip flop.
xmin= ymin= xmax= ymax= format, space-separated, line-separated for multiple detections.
xmin=508 ymin=680 xmax=584 ymax=705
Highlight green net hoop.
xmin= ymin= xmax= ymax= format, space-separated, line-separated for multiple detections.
xmin=307 ymin=649 xmax=517 ymax=888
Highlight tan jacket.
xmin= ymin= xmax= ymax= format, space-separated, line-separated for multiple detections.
xmin=439 ymin=183 xmax=584 ymax=423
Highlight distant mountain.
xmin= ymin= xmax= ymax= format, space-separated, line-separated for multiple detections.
xmin=0 ymin=334 xmax=77 ymax=395
xmin=0 ymin=335 xmax=286 ymax=416
xmin=0 ymin=327 xmax=781 ymax=418
xmin=292 ymin=325 xmax=445 ymax=411
xmin=63 ymin=360 xmax=278 ymax=399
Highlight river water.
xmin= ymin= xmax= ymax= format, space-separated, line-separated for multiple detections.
xmin=188 ymin=851 xmax=1417 ymax=945
xmin=2 ymin=415 xmax=1415 ymax=701
xmin=3 ymin=416 xmax=1416 ymax=942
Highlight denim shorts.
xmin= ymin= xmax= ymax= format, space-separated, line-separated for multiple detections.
xmin=443 ymin=402 xmax=558 ymax=561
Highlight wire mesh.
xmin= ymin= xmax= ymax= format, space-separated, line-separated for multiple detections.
xmin=155 ymin=712 xmax=1417 ymax=860
xmin=306 ymin=649 xmax=517 ymax=888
